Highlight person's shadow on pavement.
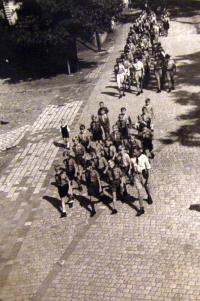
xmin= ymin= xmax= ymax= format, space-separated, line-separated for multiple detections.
xmin=122 ymin=194 xmax=140 ymax=213
xmin=74 ymin=194 xmax=94 ymax=214
xmin=189 ymin=204 xmax=200 ymax=212
xmin=101 ymin=91 xmax=119 ymax=97
xmin=100 ymin=194 xmax=118 ymax=214
xmin=53 ymin=141 xmax=66 ymax=149
xmin=43 ymin=196 xmax=62 ymax=214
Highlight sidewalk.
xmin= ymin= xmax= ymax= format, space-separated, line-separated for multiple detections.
xmin=1 ymin=13 xmax=200 ymax=301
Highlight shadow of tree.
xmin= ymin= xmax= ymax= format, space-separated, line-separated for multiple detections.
xmin=169 ymin=0 xmax=200 ymax=18
xmin=1 ymin=59 xmax=100 ymax=85
xmin=159 ymin=50 xmax=200 ymax=147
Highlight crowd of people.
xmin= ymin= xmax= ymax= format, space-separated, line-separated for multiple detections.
xmin=56 ymin=99 xmax=154 ymax=218
xmin=54 ymin=8 xmax=176 ymax=219
xmin=115 ymin=8 xmax=176 ymax=98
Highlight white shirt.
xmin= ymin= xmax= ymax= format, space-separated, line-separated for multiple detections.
xmin=118 ymin=63 xmax=125 ymax=74
xmin=166 ymin=59 xmax=175 ymax=71
xmin=133 ymin=61 xmax=144 ymax=72
xmin=131 ymin=154 xmax=151 ymax=173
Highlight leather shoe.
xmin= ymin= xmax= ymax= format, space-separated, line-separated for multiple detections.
xmin=136 ymin=207 xmax=145 ymax=216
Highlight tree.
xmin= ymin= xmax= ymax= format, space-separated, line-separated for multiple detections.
xmin=2 ymin=0 xmax=123 ymax=74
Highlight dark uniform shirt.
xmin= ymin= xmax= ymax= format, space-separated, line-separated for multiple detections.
xmin=73 ymin=143 xmax=85 ymax=156
xmin=64 ymin=157 xmax=76 ymax=173
xmin=90 ymin=121 xmax=103 ymax=141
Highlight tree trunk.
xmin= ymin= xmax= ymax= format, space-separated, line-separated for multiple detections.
xmin=95 ymin=31 xmax=102 ymax=52
xmin=73 ymin=36 xmax=79 ymax=72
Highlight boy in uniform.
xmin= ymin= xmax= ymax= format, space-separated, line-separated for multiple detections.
xmin=90 ymin=115 xmax=104 ymax=142
xmin=63 ymin=151 xmax=82 ymax=192
xmin=116 ymin=59 xmax=126 ymax=98
xmin=54 ymin=166 xmax=73 ymax=218
xmin=135 ymin=115 xmax=147 ymax=139
xmin=93 ymin=150 xmax=108 ymax=180
xmin=60 ymin=118 xmax=70 ymax=149
xmin=116 ymin=114 xmax=129 ymax=141
xmin=78 ymin=124 xmax=91 ymax=152
xmin=85 ymin=161 xmax=103 ymax=217
xmin=72 ymin=137 xmax=86 ymax=179
xmin=110 ymin=124 xmax=122 ymax=151
xmin=130 ymin=147 xmax=153 ymax=216
xmin=153 ymin=53 xmax=164 ymax=93
xmin=127 ymin=134 xmax=142 ymax=158
xmin=132 ymin=57 xmax=144 ymax=96
xmin=116 ymin=146 xmax=131 ymax=183
xmin=103 ymin=139 xmax=117 ymax=161
xmin=120 ymin=107 xmax=132 ymax=126
xmin=105 ymin=160 xmax=126 ymax=211
xmin=97 ymin=101 xmax=109 ymax=116
xmin=141 ymin=121 xmax=155 ymax=159
xmin=123 ymin=54 xmax=132 ymax=91
xmin=142 ymin=98 xmax=154 ymax=120
xmin=98 ymin=107 xmax=110 ymax=140
xmin=164 ymin=54 xmax=176 ymax=92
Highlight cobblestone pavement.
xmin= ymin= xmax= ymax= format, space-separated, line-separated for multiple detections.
xmin=0 ymin=125 xmax=30 ymax=151
xmin=1 ymin=12 xmax=200 ymax=301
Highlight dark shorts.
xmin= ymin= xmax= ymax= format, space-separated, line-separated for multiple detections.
xmin=111 ymin=179 xmax=121 ymax=193
xmin=87 ymin=183 xmax=100 ymax=198
xmin=120 ymin=166 xmax=129 ymax=176
xmin=143 ymin=139 xmax=153 ymax=152
xmin=93 ymin=134 xmax=103 ymax=141
xmin=76 ymin=155 xmax=85 ymax=167
xmin=67 ymin=170 xmax=76 ymax=181
xmin=120 ymin=127 xmax=129 ymax=140
xmin=58 ymin=184 xmax=69 ymax=198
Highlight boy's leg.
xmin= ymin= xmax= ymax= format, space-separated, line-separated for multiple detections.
xmin=90 ymin=196 xmax=96 ymax=217
xmin=111 ymin=191 xmax=118 ymax=214
xmin=68 ymin=183 xmax=74 ymax=207
xmin=171 ymin=71 xmax=175 ymax=89
xmin=166 ymin=71 xmax=171 ymax=91
xmin=119 ymin=88 xmax=122 ymax=98
xmin=75 ymin=175 xmax=82 ymax=191
xmin=122 ymin=82 xmax=126 ymax=96
xmin=155 ymin=72 xmax=161 ymax=92
xmin=64 ymin=138 xmax=70 ymax=149
xmin=140 ymin=76 xmax=144 ymax=93
xmin=136 ymin=190 xmax=145 ymax=216
xmin=61 ymin=198 xmax=67 ymax=217
xmin=144 ymin=182 xmax=153 ymax=204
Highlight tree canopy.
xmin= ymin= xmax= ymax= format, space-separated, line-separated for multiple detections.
xmin=0 ymin=0 xmax=123 ymax=73
xmin=10 ymin=0 xmax=123 ymax=50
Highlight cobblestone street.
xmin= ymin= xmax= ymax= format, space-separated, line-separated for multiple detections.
xmin=1 ymin=10 xmax=200 ymax=301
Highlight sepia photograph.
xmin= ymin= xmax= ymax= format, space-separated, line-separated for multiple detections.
xmin=0 ymin=0 xmax=200 ymax=300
